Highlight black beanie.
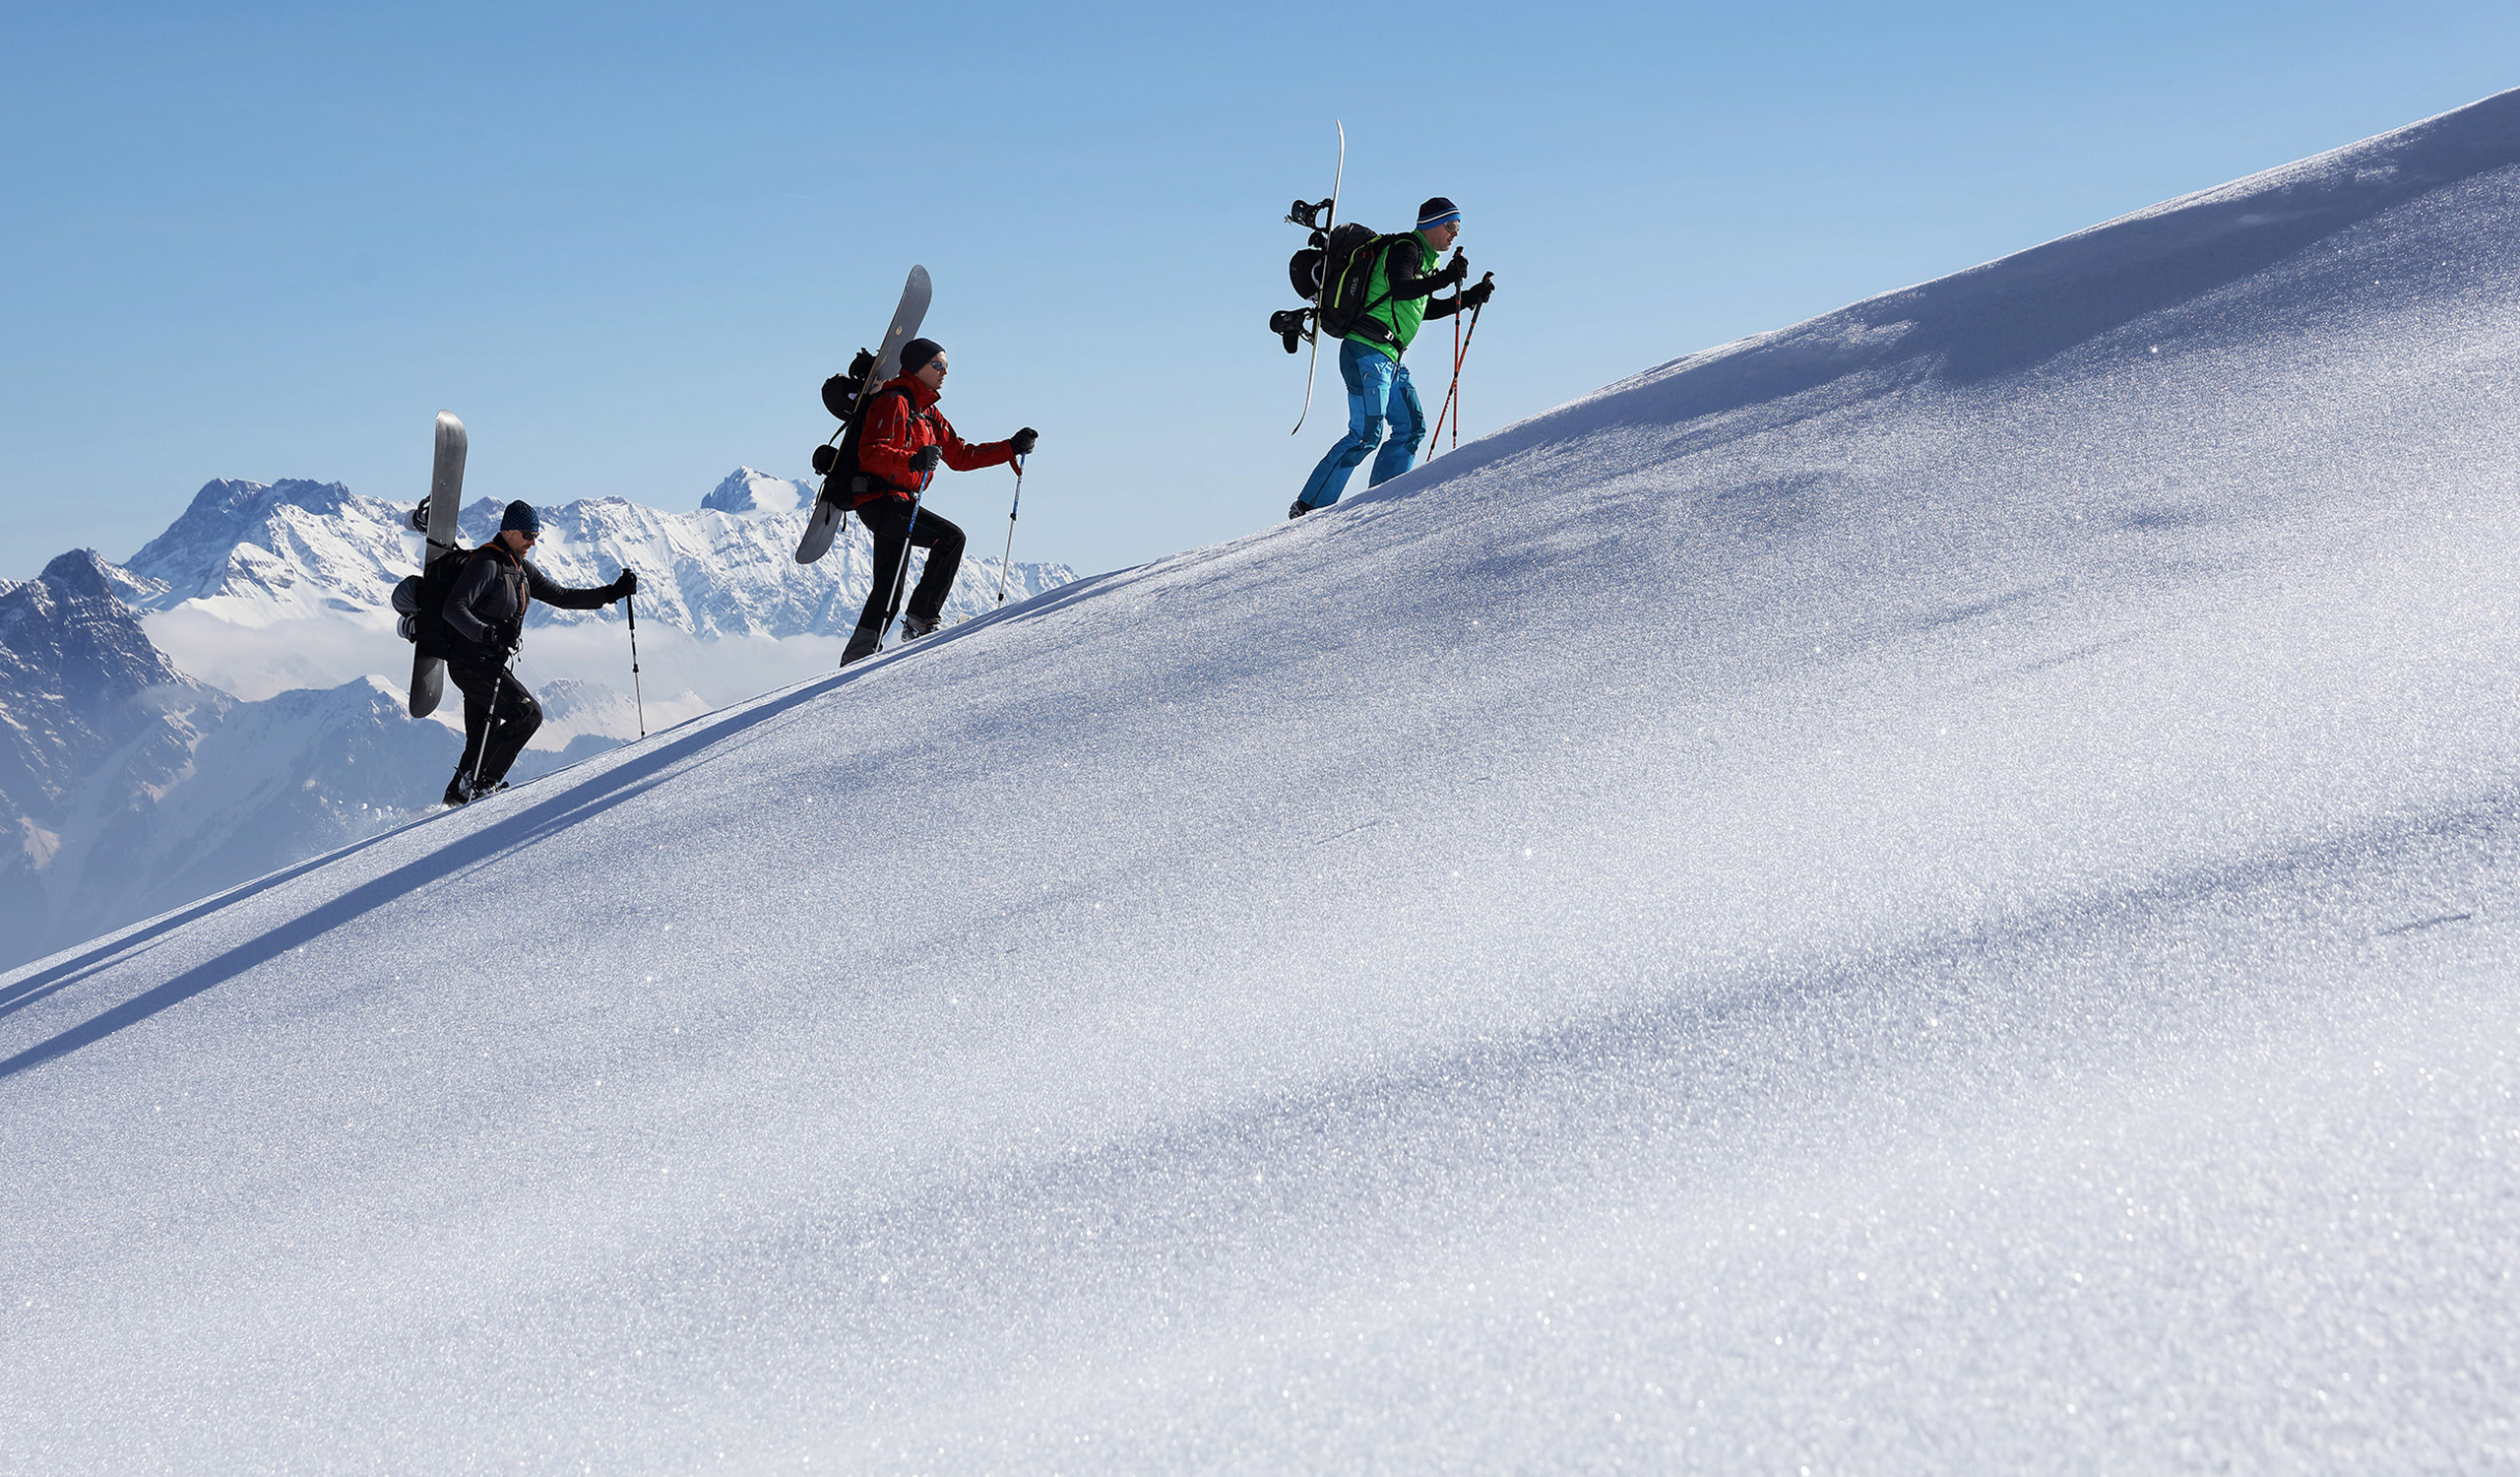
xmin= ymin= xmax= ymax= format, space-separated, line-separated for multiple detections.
xmin=499 ymin=500 xmax=541 ymax=537
xmin=899 ymin=338 xmax=944 ymax=375
xmin=1417 ymin=196 xmax=1461 ymax=229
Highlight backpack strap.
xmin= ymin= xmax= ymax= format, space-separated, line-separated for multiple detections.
xmin=1357 ymin=235 xmax=1415 ymax=343
xmin=1338 ymin=234 xmax=1407 ymax=351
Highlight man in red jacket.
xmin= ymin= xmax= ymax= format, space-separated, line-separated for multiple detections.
xmin=841 ymin=338 xmax=1038 ymax=666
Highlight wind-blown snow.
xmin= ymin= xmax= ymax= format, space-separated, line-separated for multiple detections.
xmin=8 ymin=91 xmax=2520 ymax=1471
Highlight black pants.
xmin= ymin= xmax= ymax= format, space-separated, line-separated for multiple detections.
xmin=845 ymin=495 xmax=966 ymax=662
xmin=448 ymin=657 xmax=542 ymax=788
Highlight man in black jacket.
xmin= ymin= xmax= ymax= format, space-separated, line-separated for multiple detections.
xmin=440 ymin=500 xmax=636 ymax=804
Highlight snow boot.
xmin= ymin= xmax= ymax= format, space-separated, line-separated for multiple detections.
xmin=900 ymin=611 xmax=938 ymax=641
xmin=1288 ymin=498 xmax=1313 ymax=520
xmin=443 ymin=774 xmax=475 ymax=806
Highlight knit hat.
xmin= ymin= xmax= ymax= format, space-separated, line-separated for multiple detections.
xmin=899 ymin=338 xmax=945 ymax=376
xmin=1417 ymin=196 xmax=1461 ymax=229
xmin=499 ymin=500 xmax=541 ymax=537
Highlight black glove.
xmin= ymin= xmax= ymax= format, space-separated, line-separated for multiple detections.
xmin=612 ymin=568 xmax=638 ymax=599
xmin=1436 ymin=250 xmax=1470 ymax=288
xmin=1461 ymin=277 xmax=1495 ymax=309
xmin=909 ymin=445 xmax=944 ymax=474
xmin=1009 ymin=426 xmax=1039 ymax=456
xmin=493 ymin=620 xmax=524 ymax=660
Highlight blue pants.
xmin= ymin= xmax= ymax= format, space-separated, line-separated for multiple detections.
xmin=1296 ymin=339 xmax=1424 ymax=510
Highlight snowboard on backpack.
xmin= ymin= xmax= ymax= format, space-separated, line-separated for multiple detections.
xmin=405 ymin=411 xmax=468 ymax=717
xmin=797 ymin=265 xmax=933 ymax=565
xmin=1270 ymin=121 xmax=1345 ymax=434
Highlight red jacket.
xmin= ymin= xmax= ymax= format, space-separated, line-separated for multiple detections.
xmin=852 ymin=374 xmax=1014 ymax=505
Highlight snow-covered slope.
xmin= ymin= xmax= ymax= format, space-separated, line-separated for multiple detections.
xmin=10 ymin=91 xmax=2520 ymax=1472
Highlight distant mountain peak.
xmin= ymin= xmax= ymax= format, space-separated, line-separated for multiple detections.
xmin=701 ymin=467 xmax=810 ymax=515
xmin=124 ymin=478 xmax=402 ymax=611
xmin=38 ymin=548 xmax=120 ymax=600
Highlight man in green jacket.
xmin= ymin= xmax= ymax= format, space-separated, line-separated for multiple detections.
xmin=1291 ymin=196 xmax=1496 ymax=518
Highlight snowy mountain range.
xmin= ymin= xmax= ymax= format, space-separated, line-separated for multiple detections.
xmin=12 ymin=88 xmax=2520 ymax=1473
xmin=125 ymin=468 xmax=1072 ymax=641
xmin=0 ymin=468 xmax=1080 ymax=971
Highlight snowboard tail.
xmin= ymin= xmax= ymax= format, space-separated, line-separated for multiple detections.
xmin=795 ymin=497 xmax=849 ymax=566
xmin=410 ymin=651 xmax=446 ymax=716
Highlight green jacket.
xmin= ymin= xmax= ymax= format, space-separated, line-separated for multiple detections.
xmin=1347 ymin=230 xmax=1466 ymax=360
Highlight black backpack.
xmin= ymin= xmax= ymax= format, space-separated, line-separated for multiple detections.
xmin=812 ymin=350 xmax=917 ymax=500
xmin=1312 ymin=223 xmax=1395 ymax=341
xmin=390 ymin=541 xmax=472 ymax=655
xmin=1271 ymin=198 xmax=1395 ymax=352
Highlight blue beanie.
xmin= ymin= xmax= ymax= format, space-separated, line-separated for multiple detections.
xmin=1418 ymin=196 xmax=1461 ymax=229
xmin=500 ymin=500 xmax=541 ymax=537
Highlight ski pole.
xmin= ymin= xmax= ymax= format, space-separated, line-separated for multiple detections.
xmin=1429 ymin=273 xmax=1491 ymax=450
xmin=469 ymin=651 xmax=518 ymax=797
xmin=994 ymin=455 xmax=1027 ymax=606
xmin=1449 ymin=289 xmax=1463 ymax=449
xmin=879 ymin=469 xmax=933 ymax=644
xmin=624 ymin=590 xmax=646 ymax=738
xmin=1429 ymin=284 xmax=1467 ymax=445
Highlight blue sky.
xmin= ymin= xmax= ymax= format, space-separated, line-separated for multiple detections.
xmin=3 ymin=1 xmax=2514 ymax=581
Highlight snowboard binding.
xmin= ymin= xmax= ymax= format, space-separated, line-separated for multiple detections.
xmin=820 ymin=348 xmax=881 ymax=419
xmin=1271 ymin=196 xmax=1338 ymax=353
xmin=1285 ymin=196 xmax=1333 ymax=231
xmin=812 ymin=346 xmax=879 ymax=484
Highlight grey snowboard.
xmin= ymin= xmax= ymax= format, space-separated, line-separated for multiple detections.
xmin=797 ymin=264 xmax=932 ymax=565
xmin=407 ymin=411 xmax=468 ymax=717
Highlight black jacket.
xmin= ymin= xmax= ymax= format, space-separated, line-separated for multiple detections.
xmin=442 ymin=542 xmax=616 ymax=660
xmin=1380 ymin=234 xmax=1467 ymax=309
xmin=1349 ymin=235 xmax=1468 ymax=353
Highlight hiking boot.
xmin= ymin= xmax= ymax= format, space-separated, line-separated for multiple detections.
xmin=1288 ymin=499 xmax=1313 ymax=520
xmin=900 ymin=611 xmax=939 ymax=640
xmin=443 ymin=774 xmax=475 ymax=806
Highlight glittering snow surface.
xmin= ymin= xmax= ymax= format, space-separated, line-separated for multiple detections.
xmin=9 ymin=93 xmax=2520 ymax=1473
